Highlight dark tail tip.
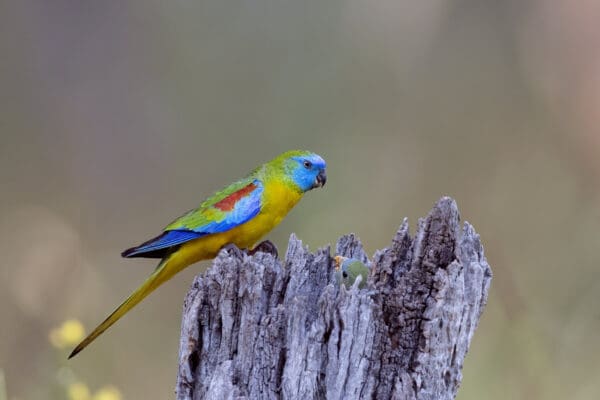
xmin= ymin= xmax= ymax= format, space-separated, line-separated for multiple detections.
xmin=68 ymin=346 xmax=82 ymax=359
xmin=121 ymin=247 xmax=136 ymax=258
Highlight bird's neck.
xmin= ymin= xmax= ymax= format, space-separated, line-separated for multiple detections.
xmin=261 ymin=177 xmax=303 ymax=213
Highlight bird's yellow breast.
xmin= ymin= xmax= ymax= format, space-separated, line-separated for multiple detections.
xmin=176 ymin=179 xmax=302 ymax=266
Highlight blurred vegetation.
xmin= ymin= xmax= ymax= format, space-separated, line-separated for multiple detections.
xmin=1 ymin=1 xmax=600 ymax=399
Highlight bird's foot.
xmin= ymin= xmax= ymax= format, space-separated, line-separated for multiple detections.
xmin=221 ymin=243 xmax=245 ymax=259
xmin=249 ymin=240 xmax=279 ymax=258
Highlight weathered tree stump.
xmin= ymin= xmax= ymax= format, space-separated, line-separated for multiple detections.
xmin=175 ymin=197 xmax=492 ymax=400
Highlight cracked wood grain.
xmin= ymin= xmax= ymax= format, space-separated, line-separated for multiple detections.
xmin=175 ymin=197 xmax=492 ymax=400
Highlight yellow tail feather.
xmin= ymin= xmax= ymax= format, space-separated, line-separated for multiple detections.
xmin=68 ymin=254 xmax=184 ymax=359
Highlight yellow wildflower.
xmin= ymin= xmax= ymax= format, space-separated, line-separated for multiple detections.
xmin=67 ymin=382 xmax=91 ymax=400
xmin=93 ymin=386 xmax=122 ymax=400
xmin=49 ymin=319 xmax=85 ymax=349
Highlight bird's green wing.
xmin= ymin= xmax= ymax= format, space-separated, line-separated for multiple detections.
xmin=122 ymin=175 xmax=263 ymax=258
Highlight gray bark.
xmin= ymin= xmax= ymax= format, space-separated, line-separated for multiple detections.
xmin=175 ymin=197 xmax=492 ymax=400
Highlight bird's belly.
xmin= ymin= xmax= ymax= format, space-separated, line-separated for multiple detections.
xmin=178 ymin=183 xmax=302 ymax=266
xmin=177 ymin=204 xmax=294 ymax=265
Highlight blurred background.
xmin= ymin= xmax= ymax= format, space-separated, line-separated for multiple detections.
xmin=1 ymin=0 xmax=600 ymax=399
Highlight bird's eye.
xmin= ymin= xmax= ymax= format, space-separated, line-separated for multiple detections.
xmin=342 ymin=271 xmax=348 ymax=278
xmin=303 ymin=160 xmax=312 ymax=169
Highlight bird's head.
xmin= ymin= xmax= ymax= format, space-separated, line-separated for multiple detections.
xmin=334 ymin=255 xmax=369 ymax=289
xmin=334 ymin=256 xmax=354 ymax=279
xmin=276 ymin=150 xmax=327 ymax=192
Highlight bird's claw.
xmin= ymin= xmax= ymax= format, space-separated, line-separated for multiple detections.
xmin=249 ymin=240 xmax=279 ymax=258
xmin=221 ymin=243 xmax=245 ymax=259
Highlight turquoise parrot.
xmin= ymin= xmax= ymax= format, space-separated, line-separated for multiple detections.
xmin=334 ymin=256 xmax=370 ymax=289
xmin=69 ymin=150 xmax=327 ymax=358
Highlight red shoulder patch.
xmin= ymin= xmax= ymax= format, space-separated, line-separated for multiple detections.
xmin=214 ymin=183 xmax=257 ymax=211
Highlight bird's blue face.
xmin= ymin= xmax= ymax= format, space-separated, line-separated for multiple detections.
xmin=289 ymin=153 xmax=327 ymax=192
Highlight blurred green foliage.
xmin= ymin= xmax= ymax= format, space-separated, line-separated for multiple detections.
xmin=2 ymin=1 xmax=600 ymax=399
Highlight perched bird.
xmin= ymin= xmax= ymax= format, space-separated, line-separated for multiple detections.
xmin=334 ymin=256 xmax=370 ymax=289
xmin=69 ymin=150 xmax=326 ymax=358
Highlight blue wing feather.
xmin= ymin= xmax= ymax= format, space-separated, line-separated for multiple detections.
xmin=190 ymin=185 xmax=262 ymax=234
xmin=122 ymin=230 xmax=206 ymax=258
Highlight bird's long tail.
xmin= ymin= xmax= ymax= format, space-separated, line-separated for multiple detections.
xmin=68 ymin=253 xmax=186 ymax=359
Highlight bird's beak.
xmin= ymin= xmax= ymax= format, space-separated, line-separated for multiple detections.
xmin=334 ymin=255 xmax=344 ymax=271
xmin=314 ymin=170 xmax=327 ymax=188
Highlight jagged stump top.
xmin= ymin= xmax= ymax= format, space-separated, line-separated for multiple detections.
xmin=176 ymin=197 xmax=492 ymax=400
